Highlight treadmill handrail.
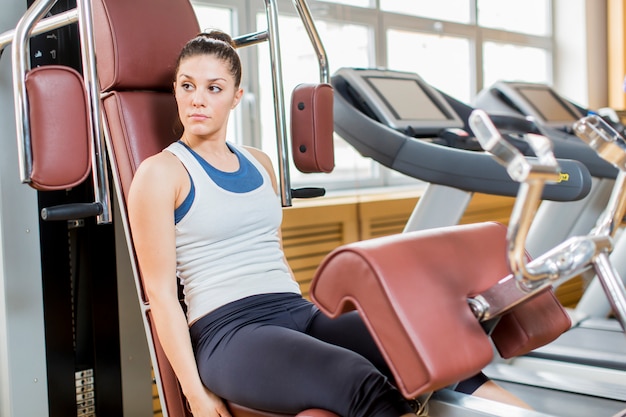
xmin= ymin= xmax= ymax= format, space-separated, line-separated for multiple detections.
xmin=332 ymin=74 xmax=592 ymax=202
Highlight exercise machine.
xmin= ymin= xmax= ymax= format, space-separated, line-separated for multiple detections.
xmin=311 ymin=109 xmax=626 ymax=417
xmin=330 ymin=66 xmax=626 ymax=415
xmin=474 ymin=80 xmax=626 ymax=391
xmin=1 ymin=1 xmax=622 ymax=417
xmin=0 ymin=0 xmax=333 ymax=415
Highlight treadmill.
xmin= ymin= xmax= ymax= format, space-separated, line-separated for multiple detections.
xmin=474 ymin=81 xmax=618 ymax=257
xmin=474 ymin=81 xmax=626 ymax=388
xmin=331 ymin=67 xmax=626 ymax=416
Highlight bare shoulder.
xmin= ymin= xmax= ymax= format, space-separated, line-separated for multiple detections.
xmin=129 ymin=150 xmax=187 ymax=204
xmin=243 ymin=146 xmax=273 ymax=168
xmin=243 ymin=146 xmax=279 ymax=192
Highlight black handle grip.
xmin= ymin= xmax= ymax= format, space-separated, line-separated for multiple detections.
xmin=41 ymin=202 xmax=104 ymax=221
xmin=291 ymin=187 xmax=326 ymax=199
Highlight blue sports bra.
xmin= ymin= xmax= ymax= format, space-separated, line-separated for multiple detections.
xmin=174 ymin=141 xmax=263 ymax=223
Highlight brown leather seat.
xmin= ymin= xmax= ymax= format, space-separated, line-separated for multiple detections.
xmin=92 ymin=0 xmax=337 ymax=416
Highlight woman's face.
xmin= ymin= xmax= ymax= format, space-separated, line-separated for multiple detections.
xmin=174 ymin=54 xmax=243 ymax=141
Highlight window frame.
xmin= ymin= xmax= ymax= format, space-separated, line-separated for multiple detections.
xmin=190 ymin=0 xmax=555 ymax=193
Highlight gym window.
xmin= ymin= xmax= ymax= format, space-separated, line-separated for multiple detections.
xmin=191 ymin=0 xmax=555 ymax=193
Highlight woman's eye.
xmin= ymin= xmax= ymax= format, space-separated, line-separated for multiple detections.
xmin=209 ymin=85 xmax=222 ymax=93
xmin=182 ymin=83 xmax=194 ymax=90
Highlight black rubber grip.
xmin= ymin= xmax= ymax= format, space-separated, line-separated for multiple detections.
xmin=291 ymin=187 xmax=326 ymax=199
xmin=41 ymin=202 xmax=104 ymax=221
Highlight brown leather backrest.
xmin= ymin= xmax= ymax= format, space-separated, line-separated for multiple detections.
xmin=92 ymin=0 xmax=199 ymax=92
xmin=92 ymin=2 xmax=198 ymax=417
xmin=92 ymin=2 xmax=341 ymax=417
xmin=291 ymin=83 xmax=335 ymax=173
xmin=100 ymin=91 xmax=180 ymax=201
xmin=25 ymin=65 xmax=91 ymax=190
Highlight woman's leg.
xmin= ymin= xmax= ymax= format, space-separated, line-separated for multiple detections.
xmin=307 ymin=310 xmax=531 ymax=410
xmin=195 ymin=322 xmax=414 ymax=417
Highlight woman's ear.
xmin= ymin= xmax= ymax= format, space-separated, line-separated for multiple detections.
xmin=232 ymin=87 xmax=244 ymax=109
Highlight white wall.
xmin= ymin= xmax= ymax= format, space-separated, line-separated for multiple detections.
xmin=554 ymin=0 xmax=608 ymax=109
xmin=0 ymin=2 xmax=50 ymax=416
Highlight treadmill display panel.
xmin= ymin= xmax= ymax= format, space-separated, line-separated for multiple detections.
xmin=489 ymin=81 xmax=584 ymax=130
xmin=365 ymin=77 xmax=449 ymax=122
xmin=515 ymin=86 xmax=579 ymax=123
xmin=334 ymin=67 xmax=464 ymax=137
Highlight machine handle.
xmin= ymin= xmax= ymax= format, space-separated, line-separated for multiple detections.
xmin=41 ymin=202 xmax=103 ymax=221
xmin=291 ymin=187 xmax=326 ymax=198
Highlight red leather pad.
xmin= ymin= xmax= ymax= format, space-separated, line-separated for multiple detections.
xmin=291 ymin=83 xmax=334 ymax=173
xmin=491 ymin=288 xmax=571 ymax=358
xmin=25 ymin=66 xmax=91 ymax=190
xmin=311 ymin=221 xmax=571 ymax=397
xmin=311 ymin=222 xmax=509 ymax=398
xmin=102 ymin=91 xmax=180 ymax=201
xmin=92 ymin=0 xmax=200 ymax=92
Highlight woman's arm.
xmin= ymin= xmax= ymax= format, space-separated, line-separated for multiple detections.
xmin=128 ymin=152 xmax=231 ymax=417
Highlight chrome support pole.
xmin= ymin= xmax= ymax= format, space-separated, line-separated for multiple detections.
xmin=263 ymin=0 xmax=292 ymax=206
xmin=594 ymin=251 xmax=626 ymax=331
xmin=234 ymin=30 xmax=269 ymax=48
xmin=292 ymin=0 xmax=329 ymax=83
xmin=11 ymin=0 xmax=58 ymax=184
xmin=76 ymin=0 xmax=112 ymax=224
xmin=0 ymin=9 xmax=77 ymax=52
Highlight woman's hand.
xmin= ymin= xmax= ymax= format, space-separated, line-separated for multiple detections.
xmin=187 ymin=387 xmax=232 ymax=417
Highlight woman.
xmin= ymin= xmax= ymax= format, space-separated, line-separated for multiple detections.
xmin=128 ymin=30 xmax=529 ymax=417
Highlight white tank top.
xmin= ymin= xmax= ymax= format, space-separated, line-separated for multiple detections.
xmin=165 ymin=141 xmax=301 ymax=324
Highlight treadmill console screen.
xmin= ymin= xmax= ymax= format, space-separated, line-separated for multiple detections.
xmin=492 ymin=81 xmax=584 ymax=130
xmin=335 ymin=67 xmax=464 ymax=137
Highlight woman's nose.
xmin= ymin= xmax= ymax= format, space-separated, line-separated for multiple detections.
xmin=191 ymin=90 xmax=206 ymax=106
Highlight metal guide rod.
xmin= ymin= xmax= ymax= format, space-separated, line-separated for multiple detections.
xmin=264 ymin=0 xmax=292 ymax=206
xmin=0 ymin=9 xmax=77 ymax=52
xmin=594 ymin=252 xmax=626 ymax=331
xmin=76 ymin=0 xmax=112 ymax=224
xmin=234 ymin=30 xmax=268 ymax=48
xmin=292 ymin=0 xmax=329 ymax=83
xmin=5 ymin=0 xmax=112 ymax=223
xmin=11 ymin=0 xmax=57 ymax=184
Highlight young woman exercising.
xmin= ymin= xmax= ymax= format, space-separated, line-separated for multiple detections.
xmin=128 ymin=30 xmax=530 ymax=417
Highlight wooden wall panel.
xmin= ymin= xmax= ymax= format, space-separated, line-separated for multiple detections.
xmin=608 ymin=0 xmax=626 ymax=110
xmin=281 ymin=191 xmax=520 ymax=296
xmin=357 ymin=193 xmax=420 ymax=239
xmin=460 ymin=193 xmax=516 ymax=225
xmin=282 ymin=201 xmax=359 ymax=298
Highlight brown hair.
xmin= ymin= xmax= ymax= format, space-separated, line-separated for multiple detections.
xmin=174 ymin=29 xmax=242 ymax=88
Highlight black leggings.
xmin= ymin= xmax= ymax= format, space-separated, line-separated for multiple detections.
xmin=190 ymin=293 xmax=486 ymax=417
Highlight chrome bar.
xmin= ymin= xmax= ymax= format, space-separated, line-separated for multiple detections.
xmin=594 ymin=252 xmax=626 ymax=331
xmin=292 ymin=0 xmax=330 ymax=83
xmin=574 ymin=116 xmax=626 ymax=238
xmin=469 ymin=110 xmax=562 ymax=287
xmin=506 ymin=180 xmax=549 ymax=288
xmin=589 ymin=170 xmax=626 ymax=238
xmin=264 ymin=0 xmax=292 ymax=206
xmin=0 ymin=9 xmax=77 ymax=52
xmin=472 ymin=235 xmax=609 ymax=320
xmin=234 ymin=30 xmax=269 ymax=48
xmin=11 ymin=0 xmax=58 ymax=184
xmin=76 ymin=0 xmax=112 ymax=224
